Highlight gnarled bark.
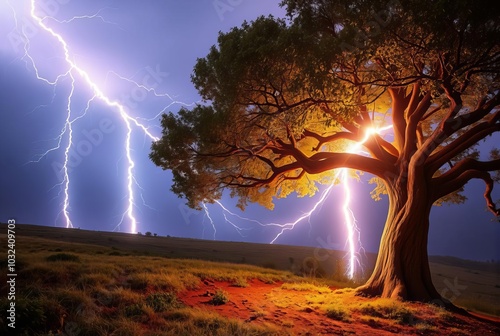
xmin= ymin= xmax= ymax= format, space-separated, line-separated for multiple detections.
xmin=356 ymin=170 xmax=441 ymax=302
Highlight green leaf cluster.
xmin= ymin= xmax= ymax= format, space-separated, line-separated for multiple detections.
xmin=151 ymin=0 xmax=500 ymax=210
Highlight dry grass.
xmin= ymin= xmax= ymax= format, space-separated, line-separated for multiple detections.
xmin=0 ymin=235 xmax=302 ymax=335
xmin=0 ymin=225 xmax=498 ymax=335
xmin=280 ymin=281 xmax=333 ymax=293
xmin=266 ymin=286 xmax=428 ymax=327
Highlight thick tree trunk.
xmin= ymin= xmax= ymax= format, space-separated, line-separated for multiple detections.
xmin=356 ymin=170 xmax=443 ymax=302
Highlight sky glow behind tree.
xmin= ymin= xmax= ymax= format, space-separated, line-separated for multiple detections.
xmin=0 ymin=0 xmax=498 ymax=262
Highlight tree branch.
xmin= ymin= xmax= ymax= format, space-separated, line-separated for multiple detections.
xmin=433 ymin=169 xmax=500 ymax=217
xmin=389 ymin=87 xmax=409 ymax=151
xmin=405 ymin=90 xmax=432 ymax=155
xmin=417 ymin=89 xmax=500 ymax=164
xmin=429 ymin=121 xmax=500 ymax=173
xmin=433 ymin=158 xmax=500 ymax=189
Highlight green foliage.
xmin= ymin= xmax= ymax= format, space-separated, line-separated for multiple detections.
xmin=151 ymin=0 xmax=500 ymax=212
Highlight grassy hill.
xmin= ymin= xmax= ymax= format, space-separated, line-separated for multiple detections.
xmin=1 ymin=223 xmax=376 ymax=278
xmin=0 ymin=223 xmax=499 ymax=335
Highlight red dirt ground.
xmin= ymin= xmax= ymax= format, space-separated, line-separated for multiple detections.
xmin=178 ymin=279 xmax=500 ymax=335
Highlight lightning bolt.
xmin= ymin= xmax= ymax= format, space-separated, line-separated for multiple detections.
xmin=340 ymin=168 xmax=359 ymax=279
xmin=340 ymin=125 xmax=393 ymax=278
xmin=11 ymin=0 xmax=192 ymax=233
xmin=202 ymin=203 xmax=217 ymax=240
xmin=210 ymin=125 xmax=393 ymax=279
xmin=9 ymin=0 xmax=392 ymax=279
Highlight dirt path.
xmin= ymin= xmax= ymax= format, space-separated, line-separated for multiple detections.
xmin=178 ymin=279 xmax=500 ymax=335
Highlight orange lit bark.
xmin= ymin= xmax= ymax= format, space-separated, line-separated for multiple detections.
xmin=357 ymin=175 xmax=440 ymax=301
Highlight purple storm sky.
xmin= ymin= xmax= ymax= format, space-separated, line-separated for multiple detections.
xmin=0 ymin=0 xmax=498 ymax=262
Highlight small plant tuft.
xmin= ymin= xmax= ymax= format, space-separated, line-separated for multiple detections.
xmin=210 ymin=289 xmax=229 ymax=305
xmin=124 ymin=303 xmax=147 ymax=318
xmin=231 ymin=277 xmax=249 ymax=288
xmin=391 ymin=307 xmax=415 ymax=325
xmin=145 ymin=292 xmax=181 ymax=312
xmin=326 ymin=306 xmax=350 ymax=321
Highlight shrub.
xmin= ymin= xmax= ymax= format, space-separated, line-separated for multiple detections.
xmin=358 ymin=303 xmax=384 ymax=318
xmin=210 ymin=289 xmax=229 ymax=305
xmin=326 ymin=306 xmax=350 ymax=321
xmin=124 ymin=304 xmax=147 ymax=318
xmin=46 ymin=253 xmax=80 ymax=262
xmin=231 ymin=277 xmax=249 ymax=288
xmin=356 ymin=299 xmax=415 ymax=325
xmin=145 ymin=292 xmax=181 ymax=312
xmin=391 ymin=307 xmax=415 ymax=325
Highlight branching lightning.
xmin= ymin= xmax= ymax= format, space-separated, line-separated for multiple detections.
xmin=12 ymin=0 xmax=193 ymax=233
xmin=202 ymin=203 xmax=217 ymax=240
xmin=9 ymin=0 xmax=393 ymax=279
xmin=210 ymin=125 xmax=393 ymax=279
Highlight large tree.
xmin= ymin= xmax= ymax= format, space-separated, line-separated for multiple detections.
xmin=151 ymin=0 xmax=500 ymax=303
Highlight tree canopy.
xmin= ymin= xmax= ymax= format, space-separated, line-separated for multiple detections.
xmin=151 ymin=0 xmax=500 ymax=214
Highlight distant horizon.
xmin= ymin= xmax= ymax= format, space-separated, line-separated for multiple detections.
xmin=4 ymin=221 xmax=499 ymax=264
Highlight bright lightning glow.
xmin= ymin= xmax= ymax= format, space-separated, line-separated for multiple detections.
xmin=340 ymin=125 xmax=394 ymax=278
xmin=202 ymin=203 xmax=217 ymax=240
xmin=14 ymin=0 xmax=195 ymax=233
xmin=211 ymin=124 xmax=393 ymax=279
xmin=60 ymin=74 xmax=76 ymax=229
xmin=215 ymin=184 xmax=334 ymax=244
xmin=10 ymin=0 xmax=393 ymax=279
xmin=340 ymin=168 xmax=357 ymax=279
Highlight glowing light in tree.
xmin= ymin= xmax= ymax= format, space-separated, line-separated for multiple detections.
xmin=210 ymin=124 xmax=393 ymax=279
